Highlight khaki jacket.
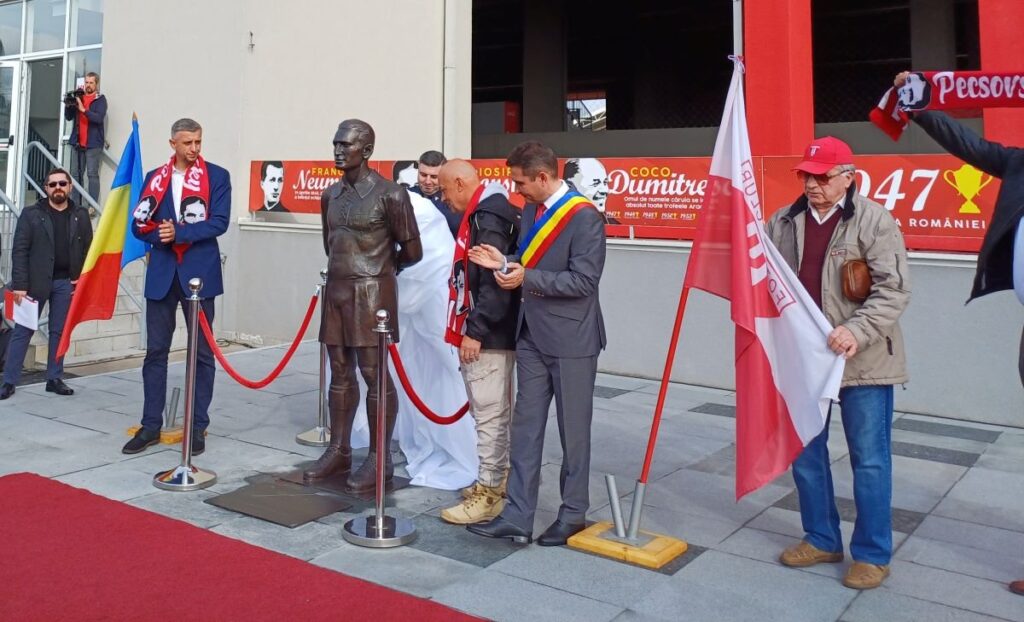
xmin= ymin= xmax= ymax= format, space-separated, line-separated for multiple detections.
xmin=765 ymin=186 xmax=910 ymax=387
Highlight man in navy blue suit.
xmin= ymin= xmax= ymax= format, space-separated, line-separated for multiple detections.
xmin=122 ymin=118 xmax=231 ymax=456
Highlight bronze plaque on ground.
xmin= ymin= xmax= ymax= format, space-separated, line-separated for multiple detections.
xmin=205 ymin=479 xmax=351 ymax=528
xmin=278 ymin=463 xmax=411 ymax=502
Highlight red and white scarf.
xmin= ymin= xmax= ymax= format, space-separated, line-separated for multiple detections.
xmin=136 ymin=155 xmax=210 ymax=263
xmin=871 ymin=70 xmax=1024 ymax=140
xmin=445 ymin=181 xmax=509 ymax=347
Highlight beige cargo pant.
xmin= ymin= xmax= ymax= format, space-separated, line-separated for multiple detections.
xmin=460 ymin=349 xmax=515 ymax=487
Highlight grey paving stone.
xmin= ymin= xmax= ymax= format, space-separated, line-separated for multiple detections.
xmin=129 ymin=489 xmax=239 ymax=528
xmin=405 ymin=513 xmax=524 ymax=567
xmin=211 ymin=514 xmax=344 ymax=560
xmin=892 ymin=417 xmax=1002 ymax=443
xmin=883 ymin=560 xmax=1024 ymax=621
xmin=717 ymin=527 xmax=846 ymax=581
xmin=746 ymin=507 xmax=910 ymax=554
xmin=633 ymin=381 xmax=735 ymax=399
xmin=914 ymin=515 xmax=1024 ymax=556
xmin=590 ymin=500 xmax=744 ymax=548
xmin=632 ymin=551 xmax=855 ymax=622
xmin=933 ymin=467 xmax=1024 ymax=532
xmin=55 ymin=449 xmax=183 ymax=501
xmin=895 ymin=535 xmax=1023 ymax=584
xmin=386 ymin=482 xmax=462 ymax=515
xmin=773 ymin=490 xmax=928 ymax=534
xmin=595 ymin=385 xmax=632 ymax=399
xmin=892 ymin=428 xmax=993 ymax=455
xmin=595 ymin=372 xmax=656 ymax=391
xmin=489 ymin=545 xmax=673 ymax=607
xmin=310 ymin=542 xmax=481 ymax=599
xmin=431 ymin=568 xmax=625 ymax=622
xmin=689 ymin=402 xmax=736 ymax=417
xmin=53 ymin=408 xmax=138 ymax=435
xmin=974 ymin=441 xmax=1024 ymax=474
xmin=891 ymin=440 xmax=980 ymax=467
xmin=840 ymin=590 xmax=1012 ymax=622
xmin=830 ymin=454 xmax=967 ymax=514
xmin=645 ymin=469 xmax=792 ymax=524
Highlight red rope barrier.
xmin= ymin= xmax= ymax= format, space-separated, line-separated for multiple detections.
xmin=198 ymin=294 xmax=319 ymax=389
xmin=387 ymin=343 xmax=470 ymax=425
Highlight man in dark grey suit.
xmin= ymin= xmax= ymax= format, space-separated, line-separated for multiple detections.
xmin=467 ymin=141 xmax=607 ymax=545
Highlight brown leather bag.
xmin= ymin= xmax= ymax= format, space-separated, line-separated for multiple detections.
xmin=841 ymin=259 xmax=871 ymax=303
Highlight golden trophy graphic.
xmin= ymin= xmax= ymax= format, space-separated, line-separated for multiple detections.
xmin=943 ymin=164 xmax=993 ymax=215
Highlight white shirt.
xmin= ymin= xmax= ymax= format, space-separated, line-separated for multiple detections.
xmin=543 ymin=181 xmax=570 ymax=210
xmin=171 ymin=168 xmax=185 ymax=218
xmin=808 ymin=198 xmax=843 ymax=224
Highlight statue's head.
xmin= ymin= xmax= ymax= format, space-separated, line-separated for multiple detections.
xmin=333 ymin=119 xmax=375 ymax=172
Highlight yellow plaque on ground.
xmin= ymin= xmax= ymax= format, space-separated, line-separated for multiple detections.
xmin=568 ymin=521 xmax=687 ymax=569
xmin=126 ymin=425 xmax=199 ymax=444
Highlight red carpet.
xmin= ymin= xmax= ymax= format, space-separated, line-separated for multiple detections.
xmin=0 ymin=473 xmax=482 ymax=621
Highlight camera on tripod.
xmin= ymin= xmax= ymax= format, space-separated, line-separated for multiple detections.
xmin=63 ymin=88 xmax=85 ymax=106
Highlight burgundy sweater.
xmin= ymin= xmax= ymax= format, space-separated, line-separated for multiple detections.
xmin=798 ymin=209 xmax=841 ymax=310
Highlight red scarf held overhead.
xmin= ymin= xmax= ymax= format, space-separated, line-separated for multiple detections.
xmin=445 ymin=182 xmax=509 ymax=347
xmin=871 ymin=70 xmax=1024 ymax=140
xmin=136 ymin=155 xmax=210 ymax=263
xmin=77 ymin=93 xmax=96 ymax=148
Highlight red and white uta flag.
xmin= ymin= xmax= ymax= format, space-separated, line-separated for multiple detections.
xmin=684 ymin=62 xmax=845 ymax=499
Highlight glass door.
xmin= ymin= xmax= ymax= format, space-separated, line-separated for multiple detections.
xmin=0 ymin=61 xmax=21 ymax=203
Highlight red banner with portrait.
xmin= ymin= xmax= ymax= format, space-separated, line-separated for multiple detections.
xmin=248 ymin=155 xmax=999 ymax=253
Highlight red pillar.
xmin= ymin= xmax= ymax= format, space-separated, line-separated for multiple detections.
xmin=744 ymin=0 xmax=815 ymax=156
xmin=979 ymin=0 xmax=1024 ymax=145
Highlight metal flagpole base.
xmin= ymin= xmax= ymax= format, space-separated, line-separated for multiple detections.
xmin=342 ymin=515 xmax=416 ymax=548
xmin=153 ymin=464 xmax=218 ymax=491
xmin=295 ymin=426 xmax=331 ymax=447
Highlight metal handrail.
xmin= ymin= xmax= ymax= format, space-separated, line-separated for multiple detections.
xmin=23 ymin=140 xmax=103 ymax=214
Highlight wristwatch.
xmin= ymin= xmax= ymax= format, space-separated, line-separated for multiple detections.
xmin=499 ymin=256 xmax=511 ymax=275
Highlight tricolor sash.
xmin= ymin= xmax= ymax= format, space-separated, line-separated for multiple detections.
xmin=518 ymin=191 xmax=594 ymax=268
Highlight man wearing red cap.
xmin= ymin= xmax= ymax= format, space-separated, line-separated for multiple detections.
xmin=764 ymin=136 xmax=911 ymax=590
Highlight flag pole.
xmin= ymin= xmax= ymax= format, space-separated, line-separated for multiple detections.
xmin=733 ymin=0 xmax=744 ymax=57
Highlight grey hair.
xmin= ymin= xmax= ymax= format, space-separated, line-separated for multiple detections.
xmin=171 ymin=118 xmax=202 ymax=136
xmin=837 ymin=163 xmax=856 ymax=174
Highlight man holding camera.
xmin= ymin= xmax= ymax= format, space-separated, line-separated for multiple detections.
xmin=63 ymin=72 xmax=106 ymax=206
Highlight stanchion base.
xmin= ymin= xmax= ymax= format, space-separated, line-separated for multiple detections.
xmin=295 ymin=427 xmax=331 ymax=447
xmin=342 ymin=515 xmax=416 ymax=548
xmin=153 ymin=464 xmax=218 ymax=492
xmin=568 ymin=521 xmax=687 ymax=569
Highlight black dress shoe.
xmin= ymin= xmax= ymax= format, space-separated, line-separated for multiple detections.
xmin=122 ymin=428 xmax=160 ymax=454
xmin=466 ymin=516 xmax=532 ymax=544
xmin=0 ymin=383 xmax=14 ymax=400
xmin=536 ymin=519 xmax=586 ymax=547
xmin=45 ymin=379 xmax=74 ymax=396
xmin=191 ymin=433 xmax=205 ymax=456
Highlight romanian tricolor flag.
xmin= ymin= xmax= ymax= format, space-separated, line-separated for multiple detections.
xmin=56 ymin=118 xmax=146 ymax=358
xmin=518 ymin=191 xmax=593 ymax=268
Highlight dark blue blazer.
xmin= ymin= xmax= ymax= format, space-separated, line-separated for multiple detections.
xmin=131 ymin=162 xmax=231 ymax=300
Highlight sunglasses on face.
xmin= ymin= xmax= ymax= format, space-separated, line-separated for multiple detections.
xmin=797 ymin=170 xmax=845 ymax=185
xmin=47 ymin=181 xmax=69 ymax=188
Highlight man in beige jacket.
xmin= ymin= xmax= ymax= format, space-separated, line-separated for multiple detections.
xmin=765 ymin=137 xmax=910 ymax=590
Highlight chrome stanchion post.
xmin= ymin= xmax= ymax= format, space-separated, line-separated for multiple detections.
xmin=297 ymin=269 xmax=331 ymax=447
xmin=153 ymin=278 xmax=218 ymax=491
xmin=342 ymin=309 xmax=416 ymax=548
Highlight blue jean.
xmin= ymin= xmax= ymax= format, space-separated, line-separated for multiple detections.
xmin=140 ymin=282 xmax=215 ymax=433
xmin=2 ymin=278 xmax=73 ymax=384
xmin=792 ymin=384 xmax=894 ymax=565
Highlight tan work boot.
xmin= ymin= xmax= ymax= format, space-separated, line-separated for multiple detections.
xmin=779 ymin=541 xmax=844 ymax=567
xmin=441 ymin=485 xmax=505 ymax=524
xmin=461 ymin=482 xmax=481 ymax=500
xmin=842 ymin=562 xmax=890 ymax=589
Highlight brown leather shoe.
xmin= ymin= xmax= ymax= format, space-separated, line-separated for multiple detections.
xmin=843 ymin=562 xmax=890 ymax=589
xmin=779 ymin=541 xmax=844 ymax=567
xmin=1009 ymin=579 xmax=1024 ymax=595
xmin=303 ymin=446 xmax=351 ymax=481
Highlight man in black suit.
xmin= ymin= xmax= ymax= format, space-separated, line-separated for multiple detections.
xmin=467 ymin=141 xmax=607 ymax=545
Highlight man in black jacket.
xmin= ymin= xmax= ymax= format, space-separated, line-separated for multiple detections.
xmin=1 ymin=168 xmax=93 ymax=399
xmin=63 ymin=72 xmax=106 ymax=205
xmin=895 ymin=71 xmax=1024 ymax=597
xmin=438 ymin=158 xmax=520 ymax=524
